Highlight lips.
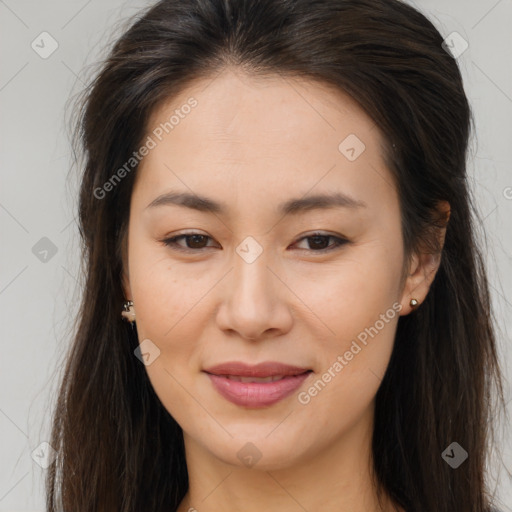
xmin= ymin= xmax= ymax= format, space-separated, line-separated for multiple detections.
xmin=224 ymin=375 xmax=287 ymax=383
xmin=204 ymin=361 xmax=310 ymax=378
xmin=203 ymin=361 xmax=312 ymax=407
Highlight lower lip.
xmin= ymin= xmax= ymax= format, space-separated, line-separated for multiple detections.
xmin=205 ymin=372 xmax=312 ymax=407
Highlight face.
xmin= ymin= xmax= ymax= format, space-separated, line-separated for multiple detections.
xmin=122 ymin=67 xmax=419 ymax=471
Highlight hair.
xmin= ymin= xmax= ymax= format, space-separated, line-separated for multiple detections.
xmin=46 ymin=0 xmax=507 ymax=511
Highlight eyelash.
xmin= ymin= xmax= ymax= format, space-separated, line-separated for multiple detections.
xmin=160 ymin=232 xmax=349 ymax=254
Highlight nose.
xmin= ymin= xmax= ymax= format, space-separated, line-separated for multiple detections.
xmin=215 ymin=250 xmax=293 ymax=342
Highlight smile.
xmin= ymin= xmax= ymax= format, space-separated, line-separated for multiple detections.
xmin=203 ymin=361 xmax=313 ymax=407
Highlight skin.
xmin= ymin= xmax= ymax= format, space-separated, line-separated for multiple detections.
xmin=122 ymin=67 xmax=446 ymax=512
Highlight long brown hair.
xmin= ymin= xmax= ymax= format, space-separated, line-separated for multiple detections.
xmin=46 ymin=1 xmax=507 ymax=510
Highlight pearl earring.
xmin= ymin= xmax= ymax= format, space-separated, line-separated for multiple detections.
xmin=121 ymin=300 xmax=136 ymax=323
xmin=410 ymin=298 xmax=419 ymax=308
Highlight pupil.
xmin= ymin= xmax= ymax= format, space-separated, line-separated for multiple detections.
xmin=310 ymin=235 xmax=328 ymax=249
xmin=188 ymin=235 xmax=206 ymax=248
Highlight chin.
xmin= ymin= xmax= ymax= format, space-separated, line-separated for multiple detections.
xmin=200 ymin=429 xmax=311 ymax=472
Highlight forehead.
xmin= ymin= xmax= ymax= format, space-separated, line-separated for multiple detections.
xmin=145 ymin=67 xmax=382 ymax=152
xmin=134 ymin=67 xmax=396 ymax=218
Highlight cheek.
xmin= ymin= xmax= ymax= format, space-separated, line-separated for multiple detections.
xmin=295 ymin=304 xmax=399 ymax=444
xmin=129 ymin=257 xmax=205 ymax=418
xmin=292 ymin=240 xmax=403 ymax=336
xmin=292 ymin=244 xmax=402 ymax=407
xmin=132 ymin=268 xmax=201 ymax=355
xmin=128 ymin=229 xmax=199 ymax=335
xmin=127 ymin=239 xmax=198 ymax=368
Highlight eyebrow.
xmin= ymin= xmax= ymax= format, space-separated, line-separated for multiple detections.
xmin=145 ymin=190 xmax=366 ymax=215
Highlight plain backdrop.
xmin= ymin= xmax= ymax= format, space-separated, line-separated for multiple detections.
xmin=0 ymin=0 xmax=511 ymax=510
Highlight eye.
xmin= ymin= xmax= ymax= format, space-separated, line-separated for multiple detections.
xmin=161 ymin=232 xmax=218 ymax=252
xmin=292 ymin=232 xmax=349 ymax=253
xmin=160 ymin=231 xmax=349 ymax=254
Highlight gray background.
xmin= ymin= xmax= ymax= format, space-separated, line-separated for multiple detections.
xmin=0 ymin=0 xmax=511 ymax=510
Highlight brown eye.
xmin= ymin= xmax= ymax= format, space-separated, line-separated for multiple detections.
xmin=293 ymin=233 xmax=349 ymax=252
xmin=161 ymin=233 xmax=217 ymax=251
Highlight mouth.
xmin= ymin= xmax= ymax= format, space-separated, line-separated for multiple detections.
xmin=203 ymin=361 xmax=313 ymax=408
xmin=220 ymin=374 xmax=299 ymax=383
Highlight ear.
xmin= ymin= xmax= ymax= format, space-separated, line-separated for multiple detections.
xmin=399 ymin=201 xmax=450 ymax=315
xmin=122 ymin=269 xmax=132 ymax=300
xmin=120 ymin=225 xmax=132 ymax=300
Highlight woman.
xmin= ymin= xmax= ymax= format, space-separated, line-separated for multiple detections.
xmin=46 ymin=0 xmax=507 ymax=511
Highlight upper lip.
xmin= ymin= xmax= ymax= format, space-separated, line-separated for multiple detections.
xmin=203 ymin=361 xmax=311 ymax=377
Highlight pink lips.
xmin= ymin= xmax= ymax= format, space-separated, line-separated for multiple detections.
xmin=203 ymin=361 xmax=312 ymax=408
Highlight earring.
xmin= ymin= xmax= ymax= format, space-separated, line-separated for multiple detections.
xmin=410 ymin=298 xmax=419 ymax=308
xmin=121 ymin=300 xmax=136 ymax=323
